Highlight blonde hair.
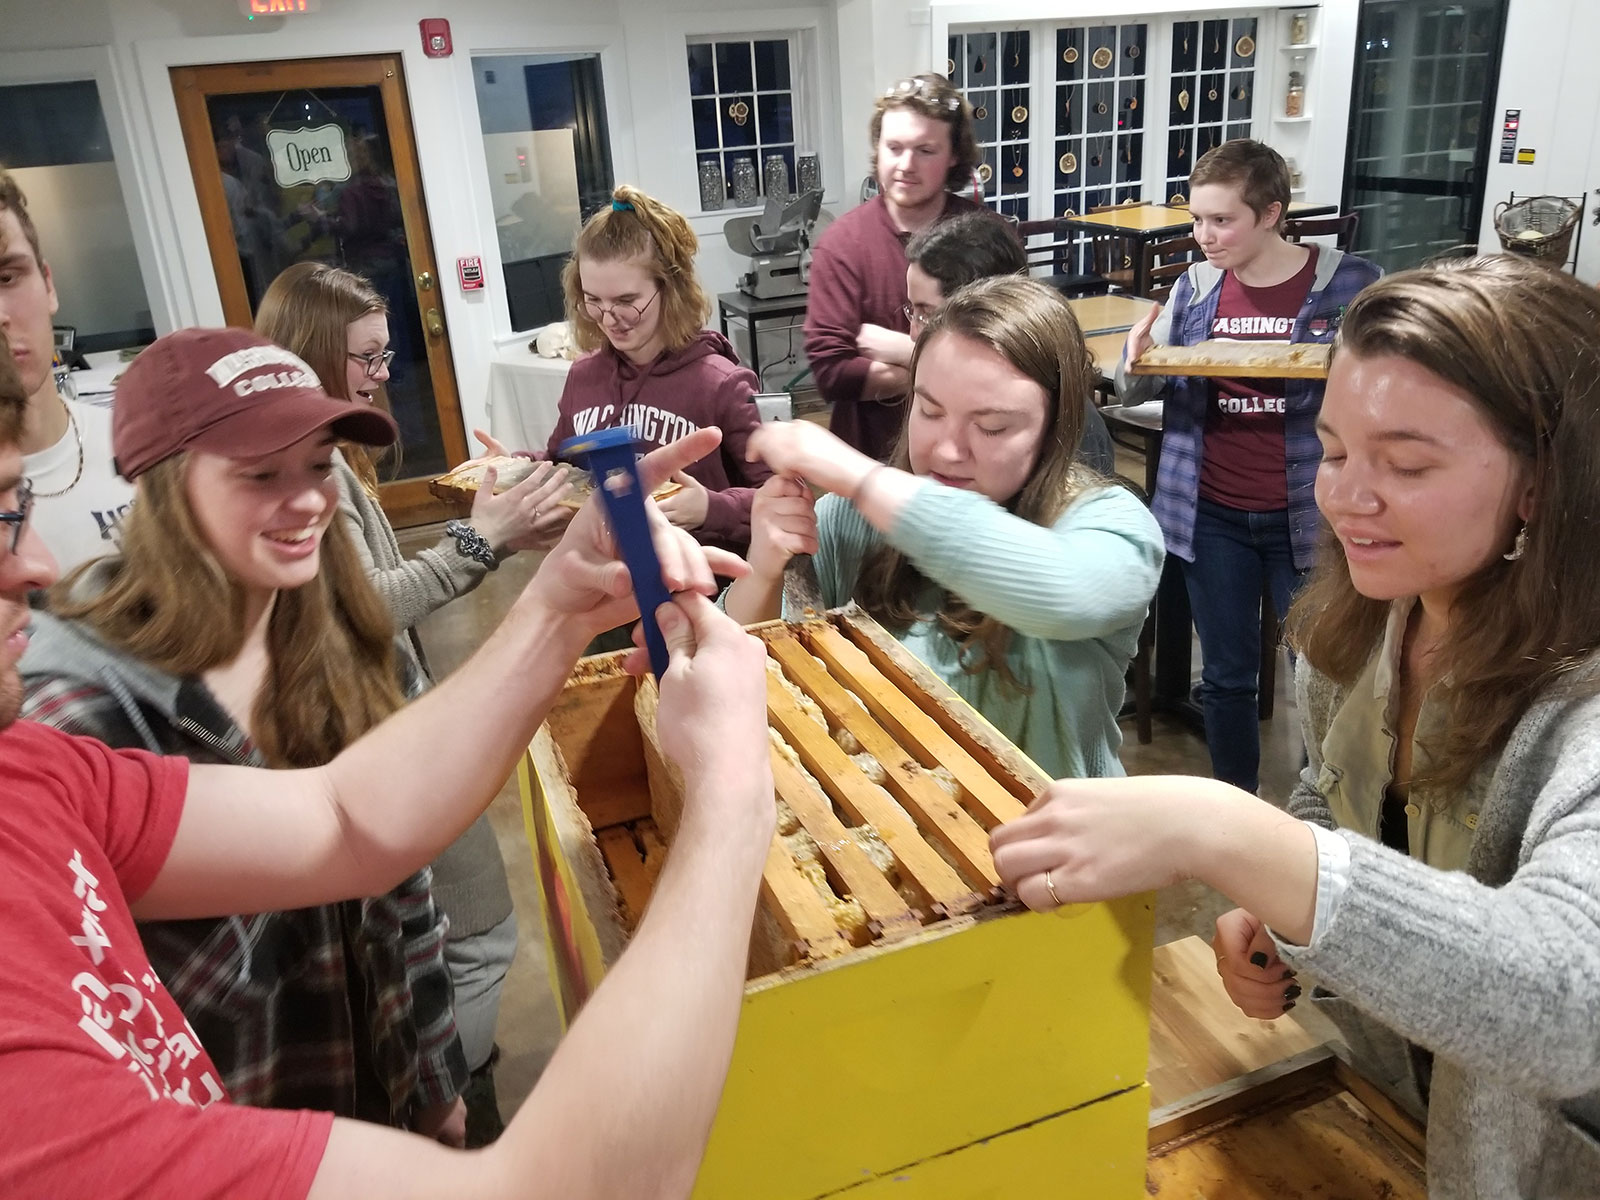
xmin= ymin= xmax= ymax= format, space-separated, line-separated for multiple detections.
xmin=561 ymin=185 xmax=710 ymax=355
xmin=1288 ymin=255 xmax=1600 ymax=793
xmin=856 ymin=277 xmax=1098 ymax=690
xmin=50 ymin=455 xmax=405 ymax=768
xmin=869 ymin=74 xmax=981 ymax=192
xmin=256 ymin=262 xmax=393 ymax=495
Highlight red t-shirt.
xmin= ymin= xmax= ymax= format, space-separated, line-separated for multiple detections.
xmin=1198 ymin=247 xmax=1319 ymax=512
xmin=0 ymin=721 xmax=332 ymax=1199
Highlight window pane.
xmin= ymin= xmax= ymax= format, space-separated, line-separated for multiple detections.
xmin=715 ymin=42 xmax=755 ymax=94
xmin=692 ymin=97 xmax=720 ymax=151
xmin=754 ymin=40 xmax=791 ymax=92
xmin=756 ymin=93 xmax=793 ymax=145
xmin=687 ymin=43 xmax=716 ymax=96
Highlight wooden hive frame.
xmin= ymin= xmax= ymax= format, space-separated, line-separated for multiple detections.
xmin=521 ymin=607 xmax=1156 ymax=1198
xmin=571 ymin=608 xmax=1045 ymax=979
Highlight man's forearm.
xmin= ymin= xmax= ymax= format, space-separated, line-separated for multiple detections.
xmin=321 ymin=593 xmax=591 ymax=893
xmin=860 ymin=360 xmax=910 ymax=401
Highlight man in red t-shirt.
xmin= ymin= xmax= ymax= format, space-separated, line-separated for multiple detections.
xmin=0 ymin=334 xmax=775 ymax=1200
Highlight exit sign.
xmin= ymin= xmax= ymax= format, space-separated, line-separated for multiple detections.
xmin=238 ymin=0 xmax=321 ymax=14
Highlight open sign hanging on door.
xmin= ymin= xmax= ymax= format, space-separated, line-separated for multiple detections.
xmin=265 ymin=124 xmax=352 ymax=187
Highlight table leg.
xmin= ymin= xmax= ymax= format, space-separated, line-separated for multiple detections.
xmin=747 ymin=317 xmax=764 ymax=388
xmin=719 ymin=302 xmax=730 ymax=341
xmin=1131 ymin=235 xmax=1152 ymax=298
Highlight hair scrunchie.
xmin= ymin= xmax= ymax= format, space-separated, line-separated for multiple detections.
xmin=612 ymin=199 xmax=634 ymax=211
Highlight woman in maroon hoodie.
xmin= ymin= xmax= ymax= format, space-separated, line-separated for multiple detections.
xmin=525 ymin=185 xmax=771 ymax=559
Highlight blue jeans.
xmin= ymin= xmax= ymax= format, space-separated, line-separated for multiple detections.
xmin=1181 ymin=499 xmax=1305 ymax=793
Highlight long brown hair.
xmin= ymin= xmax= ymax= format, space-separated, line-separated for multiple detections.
xmin=1287 ymin=255 xmax=1600 ymax=792
xmin=855 ymin=276 xmax=1097 ymax=689
xmin=561 ymin=185 xmax=709 ymax=356
xmin=255 ymin=261 xmax=394 ymax=495
xmin=50 ymin=455 xmax=405 ymax=768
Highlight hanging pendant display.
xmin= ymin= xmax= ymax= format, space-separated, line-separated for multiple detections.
xmin=1170 ymin=192 xmax=1187 ymax=206
xmin=1095 ymin=86 xmax=1109 ymax=115
xmin=1234 ymin=85 xmax=1250 ymax=102
xmin=727 ymin=100 xmax=750 ymax=126
xmin=1063 ymin=46 xmax=1079 ymax=64
xmin=1010 ymin=146 xmax=1024 ymax=178
xmin=974 ymin=103 xmax=988 ymax=120
xmin=1126 ymin=44 xmax=1141 ymax=59
xmin=978 ymin=162 xmax=993 ymax=183
xmin=1091 ymin=46 xmax=1113 ymax=70
xmin=1208 ymin=80 xmax=1220 ymax=102
xmin=1235 ymin=35 xmax=1256 ymax=59
xmin=1060 ymin=151 xmax=1078 ymax=174
xmin=1127 ymin=95 xmax=1139 ymax=111
xmin=973 ymin=55 xmax=986 ymax=74
xmin=1012 ymin=164 xmax=1025 ymax=178
xmin=1178 ymin=88 xmax=1190 ymax=111
xmin=1012 ymin=104 xmax=1028 ymax=123
xmin=1062 ymin=207 xmax=1077 ymax=218
xmin=947 ymin=57 xmax=956 ymax=75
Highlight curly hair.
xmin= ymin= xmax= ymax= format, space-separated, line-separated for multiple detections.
xmin=869 ymin=74 xmax=981 ymax=193
xmin=561 ymin=185 xmax=710 ymax=355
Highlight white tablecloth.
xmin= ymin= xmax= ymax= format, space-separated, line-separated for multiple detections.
xmin=486 ymin=345 xmax=574 ymax=453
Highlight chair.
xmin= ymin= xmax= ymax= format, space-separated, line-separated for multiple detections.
xmin=1017 ymin=217 xmax=1112 ymax=299
xmin=1087 ymin=200 xmax=1152 ymax=293
xmin=1284 ymin=212 xmax=1360 ymax=252
xmin=1139 ymin=233 xmax=1203 ymax=304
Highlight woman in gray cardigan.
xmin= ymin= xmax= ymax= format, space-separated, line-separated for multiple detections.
xmin=989 ymin=256 xmax=1600 ymax=1198
xmin=257 ymin=263 xmax=572 ymax=1143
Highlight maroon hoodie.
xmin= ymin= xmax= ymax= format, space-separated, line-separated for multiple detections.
xmin=544 ymin=330 xmax=772 ymax=551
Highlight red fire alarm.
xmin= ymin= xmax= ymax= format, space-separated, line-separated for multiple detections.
xmin=457 ymin=256 xmax=484 ymax=291
xmin=420 ymin=19 xmax=452 ymax=58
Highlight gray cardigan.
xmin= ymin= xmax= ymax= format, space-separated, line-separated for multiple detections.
xmin=334 ymin=452 xmax=514 ymax=938
xmin=1287 ymin=657 xmax=1600 ymax=1198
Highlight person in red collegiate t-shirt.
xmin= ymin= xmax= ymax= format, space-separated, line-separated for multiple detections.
xmin=1116 ymin=140 xmax=1381 ymax=793
xmin=0 ymin=329 xmax=776 ymax=1200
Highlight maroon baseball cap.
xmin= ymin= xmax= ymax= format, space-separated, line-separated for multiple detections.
xmin=112 ymin=326 xmax=398 ymax=480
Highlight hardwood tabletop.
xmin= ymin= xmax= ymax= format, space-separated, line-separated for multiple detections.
xmin=1058 ymin=200 xmax=1338 ymax=236
xmin=1067 ymin=293 xmax=1158 ymax=336
xmin=1085 ymin=330 xmax=1129 ymax=379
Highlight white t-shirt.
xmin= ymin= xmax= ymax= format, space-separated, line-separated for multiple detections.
xmin=23 ymin=398 xmax=136 ymax=576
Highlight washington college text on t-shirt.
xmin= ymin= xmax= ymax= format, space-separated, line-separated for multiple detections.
xmin=24 ymin=397 xmax=136 ymax=576
xmin=1199 ymin=247 xmax=1319 ymax=512
xmin=0 ymin=722 xmax=332 ymax=1199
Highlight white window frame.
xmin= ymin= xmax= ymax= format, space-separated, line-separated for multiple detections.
xmin=685 ymin=32 xmax=807 ymax=213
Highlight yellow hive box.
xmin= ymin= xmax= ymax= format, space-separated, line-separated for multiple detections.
xmin=520 ymin=608 xmax=1155 ymax=1198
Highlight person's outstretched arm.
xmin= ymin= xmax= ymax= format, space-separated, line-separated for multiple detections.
xmin=306 ymin=593 xmax=777 ymax=1200
xmin=134 ymin=428 xmax=747 ymax=922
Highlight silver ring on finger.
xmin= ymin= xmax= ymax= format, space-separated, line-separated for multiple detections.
xmin=1044 ymin=868 xmax=1063 ymax=908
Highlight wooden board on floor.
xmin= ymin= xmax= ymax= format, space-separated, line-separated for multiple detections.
xmin=1147 ymin=935 xmax=1323 ymax=1109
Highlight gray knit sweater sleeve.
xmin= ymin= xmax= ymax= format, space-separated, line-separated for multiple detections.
xmin=333 ymin=454 xmax=490 ymax=631
xmin=1281 ymin=667 xmax=1600 ymax=1102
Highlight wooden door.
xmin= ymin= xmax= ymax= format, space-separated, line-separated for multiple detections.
xmin=172 ymin=54 xmax=465 ymax=526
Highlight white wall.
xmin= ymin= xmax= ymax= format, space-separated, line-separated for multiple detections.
xmin=1477 ymin=0 xmax=1600 ymax=281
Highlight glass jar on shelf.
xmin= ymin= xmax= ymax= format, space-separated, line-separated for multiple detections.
xmin=1289 ymin=11 xmax=1311 ymax=46
xmin=1285 ymin=57 xmax=1307 ymax=117
xmin=1286 ymin=156 xmax=1304 ymax=190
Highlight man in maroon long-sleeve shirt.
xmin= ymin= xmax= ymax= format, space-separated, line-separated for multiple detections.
xmin=804 ymin=74 xmax=986 ymax=460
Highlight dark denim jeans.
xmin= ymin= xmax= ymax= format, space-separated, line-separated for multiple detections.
xmin=1180 ymin=498 xmax=1305 ymax=793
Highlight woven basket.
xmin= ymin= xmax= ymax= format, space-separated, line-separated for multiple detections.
xmin=1493 ymin=195 xmax=1581 ymax=264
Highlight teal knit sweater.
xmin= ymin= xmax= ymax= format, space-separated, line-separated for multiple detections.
xmin=794 ymin=480 xmax=1164 ymax=779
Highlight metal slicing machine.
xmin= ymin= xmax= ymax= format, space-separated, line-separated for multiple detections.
xmin=725 ymin=188 xmax=832 ymax=299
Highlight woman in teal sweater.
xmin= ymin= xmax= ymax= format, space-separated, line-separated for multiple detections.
xmin=727 ymin=276 xmax=1163 ymax=778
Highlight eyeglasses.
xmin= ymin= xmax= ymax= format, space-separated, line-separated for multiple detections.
xmin=901 ymin=302 xmax=939 ymax=328
xmin=884 ymin=77 xmax=961 ymax=113
xmin=581 ymin=289 xmax=662 ymax=327
xmin=0 ymin=480 xmax=33 ymax=554
xmin=347 ymin=349 xmax=396 ymax=378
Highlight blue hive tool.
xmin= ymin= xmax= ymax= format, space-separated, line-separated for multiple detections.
xmin=558 ymin=427 xmax=671 ymax=677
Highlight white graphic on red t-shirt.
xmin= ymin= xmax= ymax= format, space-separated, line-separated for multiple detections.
xmin=65 ymin=849 xmax=225 ymax=1107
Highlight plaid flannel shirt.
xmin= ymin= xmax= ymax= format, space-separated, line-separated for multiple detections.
xmin=1115 ymin=249 xmax=1383 ymax=569
xmin=21 ymin=661 xmax=467 ymax=1125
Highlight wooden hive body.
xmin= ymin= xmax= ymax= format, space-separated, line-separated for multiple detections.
xmin=520 ymin=608 xmax=1155 ymax=1198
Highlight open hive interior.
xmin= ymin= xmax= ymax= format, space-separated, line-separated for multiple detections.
xmin=540 ymin=612 xmax=1042 ymax=982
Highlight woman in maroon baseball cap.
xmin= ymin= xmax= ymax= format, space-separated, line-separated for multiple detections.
xmin=19 ymin=326 xmax=475 ymax=1143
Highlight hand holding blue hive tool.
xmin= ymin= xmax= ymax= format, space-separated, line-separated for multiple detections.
xmin=558 ymin=427 xmax=672 ymax=677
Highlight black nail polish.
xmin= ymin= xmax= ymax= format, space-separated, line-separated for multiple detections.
xmin=1249 ymin=951 xmax=1269 ymax=968
xmin=1283 ymin=1000 xmax=1296 ymax=1011
xmin=1284 ymin=984 xmax=1302 ymax=1002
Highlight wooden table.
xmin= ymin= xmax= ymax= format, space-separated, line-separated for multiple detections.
xmin=1057 ymin=201 xmax=1339 ymax=296
xmin=1147 ymin=938 xmax=1426 ymax=1198
xmin=1067 ymin=293 xmax=1156 ymax=337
